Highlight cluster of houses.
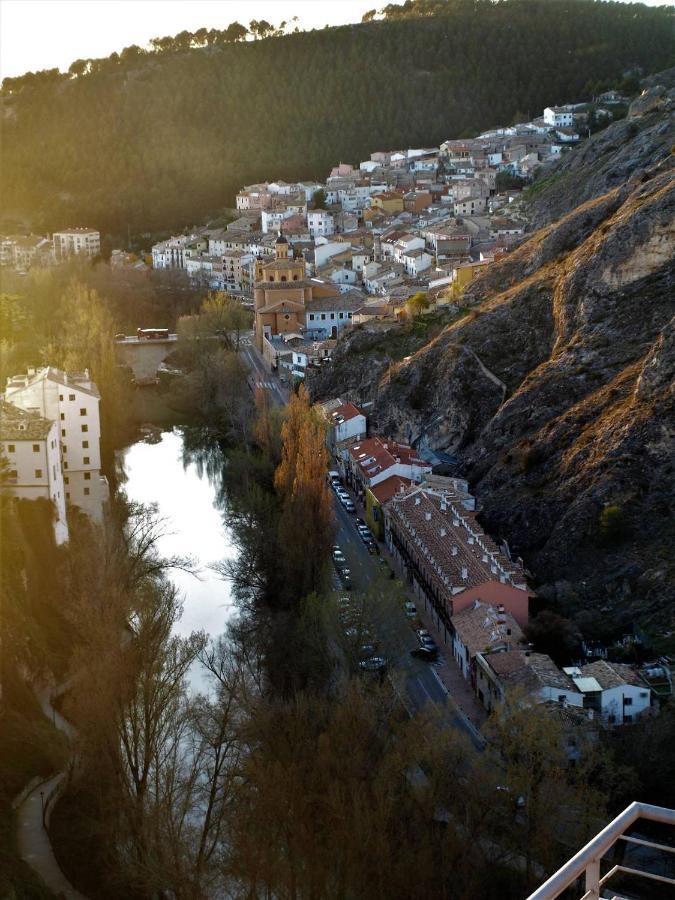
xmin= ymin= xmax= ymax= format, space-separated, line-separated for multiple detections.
xmin=0 ymin=228 xmax=101 ymax=272
xmin=0 ymin=366 xmax=108 ymax=543
xmin=319 ymin=396 xmax=658 ymax=728
xmin=147 ymin=100 xmax=613 ymax=367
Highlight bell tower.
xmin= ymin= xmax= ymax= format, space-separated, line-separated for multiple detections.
xmin=275 ymin=231 xmax=289 ymax=260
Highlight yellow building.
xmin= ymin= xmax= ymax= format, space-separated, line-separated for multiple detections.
xmin=446 ymin=260 xmax=491 ymax=301
xmin=254 ymin=234 xmax=337 ymax=351
xmin=370 ymin=192 xmax=405 ymax=215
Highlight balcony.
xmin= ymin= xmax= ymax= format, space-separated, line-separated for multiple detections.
xmin=527 ymin=802 xmax=675 ymax=899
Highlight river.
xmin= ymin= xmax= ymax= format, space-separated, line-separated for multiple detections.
xmin=118 ymin=428 xmax=236 ymax=686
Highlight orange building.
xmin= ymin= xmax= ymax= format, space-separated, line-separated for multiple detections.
xmin=254 ymin=234 xmax=337 ymax=350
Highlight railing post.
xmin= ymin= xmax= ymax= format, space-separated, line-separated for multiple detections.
xmin=585 ymin=858 xmax=600 ymax=900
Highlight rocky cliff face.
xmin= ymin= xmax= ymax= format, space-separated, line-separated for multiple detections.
xmin=526 ymin=66 xmax=675 ymax=228
xmin=309 ymin=142 xmax=675 ymax=630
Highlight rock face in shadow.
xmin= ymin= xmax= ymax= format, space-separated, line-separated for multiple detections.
xmin=310 ymin=153 xmax=675 ymax=627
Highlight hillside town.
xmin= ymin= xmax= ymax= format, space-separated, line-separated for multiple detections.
xmin=1 ymin=90 xmax=666 ymax=730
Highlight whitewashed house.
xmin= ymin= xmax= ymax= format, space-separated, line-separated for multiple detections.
xmin=0 ymin=401 xmax=69 ymax=544
xmin=52 ymin=228 xmax=100 ymax=260
xmin=543 ymin=106 xmax=574 ymax=128
xmin=307 ymin=210 xmax=335 ymax=238
xmin=5 ymin=367 xmax=108 ymax=521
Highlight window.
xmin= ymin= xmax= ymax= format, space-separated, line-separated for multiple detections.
xmin=558 ymin=694 xmax=566 ymax=703
xmin=293 ymin=274 xmax=298 ymax=281
xmin=281 ymin=276 xmax=287 ymax=282
xmin=61 ymin=429 xmax=66 ymax=437
xmin=35 ymin=469 xmax=43 ymax=478
xmin=64 ymin=461 xmax=68 ymax=469
xmin=7 ymin=444 xmax=15 ymax=453
xmin=81 ymin=424 xmax=88 ymax=433
xmin=321 ymin=314 xmax=326 ymax=320
xmin=69 ymin=393 xmax=75 ymax=401
xmin=62 ymin=445 xmax=67 ymax=454
xmin=624 ymin=714 xmax=632 ymax=723
xmin=31 ymin=443 xmax=40 ymax=452
xmin=84 ymin=472 xmax=91 ymax=481
xmin=83 ymin=456 xmax=90 ymax=465
xmin=623 ymin=697 xmax=633 ymax=706
xmin=82 ymin=440 xmax=89 ymax=449
xmin=66 ymin=492 xmax=70 ymax=500
xmin=79 ymin=408 xmax=86 ymax=416
xmin=84 ymin=487 xmax=90 ymax=496
xmin=60 ymin=412 xmax=65 ymax=420
xmin=65 ymin=476 xmax=69 ymax=485
xmin=59 ymin=394 xmax=64 ymax=401
xmin=309 ymin=314 xmax=314 ymax=321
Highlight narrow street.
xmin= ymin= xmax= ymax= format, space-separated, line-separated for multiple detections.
xmin=239 ymin=337 xmax=485 ymax=749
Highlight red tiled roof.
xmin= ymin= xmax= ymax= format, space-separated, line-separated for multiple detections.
xmin=369 ymin=475 xmax=411 ymax=505
xmin=330 ymin=402 xmax=364 ymax=424
xmin=349 ymin=437 xmax=427 ymax=481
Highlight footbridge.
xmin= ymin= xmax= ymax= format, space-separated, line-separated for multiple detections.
xmin=115 ymin=334 xmax=178 ymax=384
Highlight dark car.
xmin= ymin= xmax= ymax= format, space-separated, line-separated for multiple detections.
xmin=411 ymin=645 xmax=439 ymax=661
xmin=359 ymin=656 xmax=387 ymax=672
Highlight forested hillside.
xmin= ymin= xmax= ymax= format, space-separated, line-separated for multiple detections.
xmin=1 ymin=0 xmax=673 ymax=235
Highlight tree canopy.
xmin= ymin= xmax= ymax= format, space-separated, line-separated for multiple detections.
xmin=1 ymin=1 xmax=672 ymax=236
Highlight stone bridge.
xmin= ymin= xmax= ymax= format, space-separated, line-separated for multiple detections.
xmin=115 ymin=334 xmax=178 ymax=384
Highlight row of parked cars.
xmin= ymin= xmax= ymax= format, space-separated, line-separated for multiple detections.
xmin=337 ymin=595 xmax=387 ymax=675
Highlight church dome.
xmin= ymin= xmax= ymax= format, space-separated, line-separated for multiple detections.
xmin=275 ymin=232 xmax=288 ymax=245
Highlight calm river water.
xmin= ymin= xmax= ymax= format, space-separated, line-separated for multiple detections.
xmin=118 ymin=429 xmax=236 ymax=658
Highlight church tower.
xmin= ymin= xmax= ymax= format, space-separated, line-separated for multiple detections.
xmin=274 ymin=231 xmax=289 ymax=260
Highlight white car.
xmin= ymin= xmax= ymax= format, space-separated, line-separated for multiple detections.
xmin=404 ymin=601 xmax=417 ymax=619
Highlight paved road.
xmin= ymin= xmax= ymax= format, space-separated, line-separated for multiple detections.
xmin=239 ymin=339 xmax=289 ymax=408
xmin=332 ymin=492 xmax=483 ymax=748
xmin=238 ymin=337 xmax=482 ymax=747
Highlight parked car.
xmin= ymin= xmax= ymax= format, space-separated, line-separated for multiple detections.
xmin=332 ymin=546 xmax=346 ymax=564
xmin=342 ymin=499 xmax=356 ymax=514
xmin=359 ymin=656 xmax=387 ymax=673
xmin=404 ymin=601 xmax=417 ymax=619
xmin=417 ymin=629 xmax=439 ymax=653
xmin=411 ymin=645 xmax=438 ymax=661
xmin=328 ymin=470 xmax=341 ymax=485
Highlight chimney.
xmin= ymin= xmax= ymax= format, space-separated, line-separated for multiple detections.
xmin=452 ymin=545 xmax=458 ymax=556
xmin=440 ymin=527 xmax=446 ymax=537
xmin=468 ymin=536 xmax=474 ymax=545
xmin=461 ymin=567 xmax=468 ymax=580
xmin=453 ymin=518 xmax=460 ymax=527
xmin=425 ymin=512 xmax=431 ymax=521
xmin=482 ymin=553 xmax=488 ymax=562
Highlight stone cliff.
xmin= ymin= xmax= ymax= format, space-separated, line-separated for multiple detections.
xmin=309 ymin=122 xmax=674 ymax=631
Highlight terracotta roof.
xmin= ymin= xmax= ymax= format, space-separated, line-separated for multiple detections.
xmin=369 ymin=475 xmax=412 ymax=505
xmin=452 ymin=602 xmax=523 ymax=659
xmin=580 ymin=660 xmax=645 ymax=690
xmin=0 ymin=400 xmax=53 ymax=441
xmin=329 ymin=402 xmax=364 ymax=424
xmin=386 ymin=484 xmax=527 ymax=595
xmin=349 ymin=437 xmax=428 ymax=483
xmin=305 ymin=293 xmax=359 ymax=313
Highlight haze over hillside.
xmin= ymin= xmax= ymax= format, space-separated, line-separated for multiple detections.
xmin=1 ymin=0 xmax=673 ymax=235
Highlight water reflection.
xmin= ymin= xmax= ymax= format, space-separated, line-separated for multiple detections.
xmin=119 ymin=428 xmax=235 ymax=643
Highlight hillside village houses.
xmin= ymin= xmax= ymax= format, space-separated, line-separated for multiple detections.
xmin=3 ymin=366 xmax=109 ymax=525
xmin=143 ymin=100 xmax=599 ymax=336
xmin=0 ymin=227 xmax=101 ymax=272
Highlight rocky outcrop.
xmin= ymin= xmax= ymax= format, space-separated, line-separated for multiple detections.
xmin=525 ymin=69 xmax=675 ymax=229
xmin=309 ymin=154 xmax=675 ymax=628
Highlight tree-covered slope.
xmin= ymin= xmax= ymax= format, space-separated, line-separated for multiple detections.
xmin=1 ymin=0 xmax=673 ymax=235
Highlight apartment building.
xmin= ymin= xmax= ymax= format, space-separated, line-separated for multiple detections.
xmin=384 ymin=481 xmax=529 ymax=640
xmin=5 ymin=367 xmax=108 ymax=521
xmin=52 ymin=228 xmax=100 ymax=260
xmin=0 ymin=401 xmax=68 ymax=544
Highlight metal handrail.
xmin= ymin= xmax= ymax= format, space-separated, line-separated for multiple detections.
xmin=526 ymin=801 xmax=675 ymax=900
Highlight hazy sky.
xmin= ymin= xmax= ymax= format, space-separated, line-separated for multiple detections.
xmin=0 ymin=0 xmax=389 ymax=79
xmin=1 ymin=0 xmax=672 ymax=80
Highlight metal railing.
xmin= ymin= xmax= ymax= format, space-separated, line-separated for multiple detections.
xmin=527 ymin=801 xmax=675 ymax=900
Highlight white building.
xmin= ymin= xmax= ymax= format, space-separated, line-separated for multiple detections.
xmin=543 ymin=106 xmax=574 ymax=128
xmin=307 ymin=210 xmax=335 ymax=238
xmin=401 ymin=248 xmax=433 ymax=277
xmin=52 ymin=228 xmax=100 ymax=260
xmin=0 ymin=401 xmax=68 ymax=544
xmin=304 ymin=293 xmax=361 ymax=338
xmin=563 ymin=661 xmax=652 ymax=726
xmin=319 ymin=399 xmax=367 ymax=453
xmin=261 ymin=208 xmax=295 ymax=234
xmin=152 ymin=234 xmax=194 ymax=269
xmin=5 ymin=367 xmax=108 ymax=521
